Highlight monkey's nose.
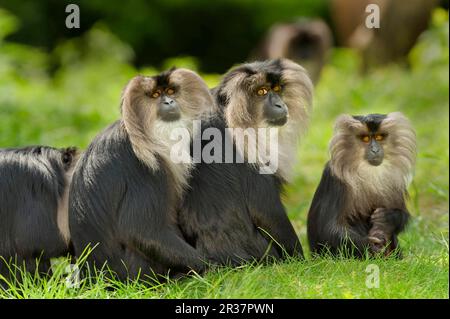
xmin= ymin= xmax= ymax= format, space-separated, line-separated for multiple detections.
xmin=162 ymin=96 xmax=175 ymax=106
xmin=158 ymin=97 xmax=181 ymax=122
xmin=264 ymin=93 xmax=288 ymax=126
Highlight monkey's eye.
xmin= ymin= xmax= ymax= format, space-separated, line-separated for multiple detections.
xmin=151 ymin=90 xmax=162 ymax=98
xmin=374 ymin=134 xmax=385 ymax=141
xmin=360 ymin=135 xmax=370 ymax=143
xmin=273 ymin=85 xmax=282 ymax=93
xmin=166 ymin=88 xmax=175 ymax=95
xmin=257 ymin=87 xmax=269 ymax=96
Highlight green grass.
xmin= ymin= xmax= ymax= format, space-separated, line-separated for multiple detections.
xmin=0 ymin=226 xmax=448 ymax=298
xmin=0 ymin=9 xmax=448 ymax=299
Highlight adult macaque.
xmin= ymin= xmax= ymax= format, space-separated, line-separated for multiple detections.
xmin=0 ymin=146 xmax=79 ymax=281
xmin=307 ymin=113 xmax=416 ymax=257
xmin=179 ymin=59 xmax=313 ymax=265
xmin=69 ymin=68 xmax=214 ymax=281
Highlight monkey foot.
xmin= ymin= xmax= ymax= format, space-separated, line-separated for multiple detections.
xmin=368 ymin=228 xmax=391 ymax=255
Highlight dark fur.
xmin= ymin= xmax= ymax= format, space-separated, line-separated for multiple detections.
xmin=179 ymin=116 xmax=303 ymax=265
xmin=307 ymin=162 xmax=409 ymax=257
xmin=69 ymin=121 xmax=206 ymax=282
xmin=0 ymin=146 xmax=77 ymax=281
xmin=68 ymin=69 xmax=214 ymax=282
xmin=307 ymin=162 xmax=371 ymax=256
xmin=155 ymin=67 xmax=175 ymax=87
xmin=352 ymin=114 xmax=387 ymax=132
xmin=178 ymin=60 xmax=307 ymax=266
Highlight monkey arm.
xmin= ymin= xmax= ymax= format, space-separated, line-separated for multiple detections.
xmin=371 ymin=208 xmax=410 ymax=235
xmin=131 ymin=228 xmax=207 ymax=273
xmin=307 ymin=163 xmax=371 ymax=256
xmin=245 ymin=171 xmax=304 ymax=259
xmin=117 ymin=182 xmax=206 ymax=273
xmin=249 ymin=202 xmax=304 ymax=259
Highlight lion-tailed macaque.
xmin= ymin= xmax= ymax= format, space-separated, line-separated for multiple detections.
xmin=69 ymin=68 xmax=214 ymax=282
xmin=179 ymin=59 xmax=313 ymax=265
xmin=0 ymin=146 xmax=79 ymax=282
xmin=307 ymin=112 xmax=416 ymax=257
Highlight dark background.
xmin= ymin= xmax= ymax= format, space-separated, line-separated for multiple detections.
xmin=0 ymin=0 xmax=329 ymax=72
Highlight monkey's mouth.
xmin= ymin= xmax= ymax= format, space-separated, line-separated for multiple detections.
xmin=267 ymin=116 xmax=288 ymax=127
xmin=367 ymin=157 xmax=383 ymax=166
xmin=160 ymin=112 xmax=181 ymax=122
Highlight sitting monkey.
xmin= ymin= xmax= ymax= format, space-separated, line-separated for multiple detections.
xmin=0 ymin=146 xmax=79 ymax=282
xmin=179 ymin=59 xmax=313 ymax=265
xmin=307 ymin=112 xmax=416 ymax=257
xmin=69 ymin=68 xmax=214 ymax=281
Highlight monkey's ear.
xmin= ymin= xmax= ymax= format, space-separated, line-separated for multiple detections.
xmin=120 ymin=75 xmax=154 ymax=114
xmin=334 ymin=114 xmax=363 ymax=132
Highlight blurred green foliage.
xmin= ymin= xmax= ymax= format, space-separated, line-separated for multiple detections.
xmin=0 ymin=0 xmax=329 ymax=72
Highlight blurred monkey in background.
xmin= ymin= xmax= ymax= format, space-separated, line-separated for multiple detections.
xmin=254 ymin=19 xmax=332 ymax=84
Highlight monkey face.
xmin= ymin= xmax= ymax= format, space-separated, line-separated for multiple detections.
xmin=216 ymin=58 xmax=313 ymax=130
xmin=351 ymin=114 xmax=389 ymax=166
xmin=358 ymin=132 xmax=387 ymax=166
xmin=118 ymin=69 xmax=214 ymax=186
xmin=148 ymin=68 xmax=214 ymax=123
xmin=254 ymin=83 xmax=288 ymax=126
xmin=331 ymin=114 xmax=388 ymax=167
xmin=329 ymin=112 xmax=416 ymax=187
xmin=122 ymin=68 xmax=214 ymax=129
xmin=150 ymin=87 xmax=181 ymax=122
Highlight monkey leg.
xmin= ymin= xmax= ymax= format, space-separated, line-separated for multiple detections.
xmin=247 ymin=174 xmax=304 ymax=259
xmin=369 ymin=208 xmax=409 ymax=256
xmin=334 ymin=224 xmax=372 ymax=257
xmin=117 ymin=184 xmax=208 ymax=276
xmin=371 ymin=208 xmax=410 ymax=234
xmin=308 ymin=218 xmax=372 ymax=258
xmin=132 ymin=228 xmax=207 ymax=274
xmin=254 ymin=213 xmax=304 ymax=260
